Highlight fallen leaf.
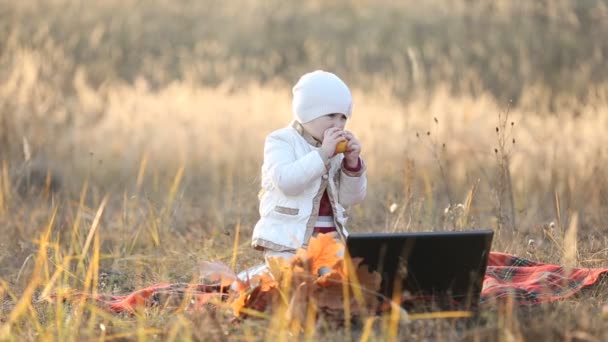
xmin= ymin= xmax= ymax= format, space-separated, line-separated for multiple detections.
xmin=256 ymin=273 xmax=278 ymax=292
xmin=232 ymin=291 xmax=249 ymax=317
xmin=354 ymin=263 xmax=382 ymax=310
xmin=314 ymin=281 xmax=346 ymax=310
xmin=294 ymin=233 xmax=343 ymax=275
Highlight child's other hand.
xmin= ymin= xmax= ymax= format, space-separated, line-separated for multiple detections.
xmin=343 ymin=131 xmax=361 ymax=166
xmin=320 ymin=127 xmax=346 ymax=159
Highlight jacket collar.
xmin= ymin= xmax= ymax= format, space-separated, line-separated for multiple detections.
xmin=292 ymin=121 xmax=322 ymax=147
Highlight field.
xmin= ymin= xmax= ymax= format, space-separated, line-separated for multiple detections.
xmin=1 ymin=0 xmax=608 ymax=340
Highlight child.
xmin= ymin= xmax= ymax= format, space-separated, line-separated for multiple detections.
xmin=251 ymin=70 xmax=367 ymax=265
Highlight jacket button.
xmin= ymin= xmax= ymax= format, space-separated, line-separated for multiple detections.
xmin=322 ymin=174 xmax=328 ymax=179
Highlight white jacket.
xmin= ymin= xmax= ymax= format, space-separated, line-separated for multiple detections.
xmin=251 ymin=122 xmax=367 ymax=252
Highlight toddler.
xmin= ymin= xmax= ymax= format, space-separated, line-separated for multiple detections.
xmin=251 ymin=70 xmax=367 ymax=265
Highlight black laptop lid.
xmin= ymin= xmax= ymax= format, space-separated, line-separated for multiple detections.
xmin=346 ymin=230 xmax=493 ymax=310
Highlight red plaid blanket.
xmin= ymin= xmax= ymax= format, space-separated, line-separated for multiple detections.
xmin=55 ymin=252 xmax=608 ymax=313
xmin=482 ymin=252 xmax=608 ymax=304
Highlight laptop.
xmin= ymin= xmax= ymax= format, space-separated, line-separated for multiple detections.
xmin=345 ymin=229 xmax=493 ymax=312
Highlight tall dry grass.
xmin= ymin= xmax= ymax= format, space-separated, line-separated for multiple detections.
xmin=1 ymin=0 xmax=608 ymax=340
xmin=2 ymin=0 xmax=608 ymax=108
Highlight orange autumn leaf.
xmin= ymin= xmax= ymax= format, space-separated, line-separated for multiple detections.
xmin=295 ymin=233 xmax=343 ymax=275
xmin=256 ymin=273 xmax=278 ymax=292
xmin=232 ymin=280 xmax=248 ymax=293
xmin=232 ymin=273 xmax=278 ymax=317
xmin=315 ymin=270 xmax=342 ymax=288
xmin=316 ymin=257 xmax=367 ymax=287
xmin=354 ymin=263 xmax=382 ymax=309
xmin=314 ymin=257 xmax=381 ymax=313
xmin=230 ymin=235 xmax=382 ymax=321
xmin=232 ymin=291 xmax=249 ymax=317
xmin=355 ymin=264 xmax=381 ymax=293
xmin=316 ymin=260 xmax=346 ymax=287
xmin=313 ymin=279 xmax=345 ymax=310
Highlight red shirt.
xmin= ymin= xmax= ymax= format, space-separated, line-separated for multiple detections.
xmin=314 ymin=158 xmax=362 ymax=233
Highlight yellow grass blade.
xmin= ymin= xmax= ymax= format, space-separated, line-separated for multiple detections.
xmin=388 ymin=281 xmax=403 ymax=340
xmin=554 ymin=190 xmax=562 ymax=232
xmin=459 ymin=179 xmax=479 ymax=230
xmin=266 ymin=282 xmax=292 ymax=341
xmin=165 ymin=165 xmax=185 ymax=215
xmin=146 ymin=200 xmax=161 ymax=247
xmin=43 ymin=168 xmax=52 ymax=197
xmin=136 ymin=151 xmax=149 ymax=191
xmin=0 ymin=167 xmax=4 ymax=217
xmin=342 ymin=269 xmax=352 ymax=341
xmin=1 ymin=160 xmax=10 ymax=203
xmin=85 ymin=228 xmax=101 ymax=330
xmin=240 ymin=307 xmax=272 ymax=320
xmin=563 ymin=213 xmax=579 ymax=268
xmin=80 ymin=195 xmax=108 ymax=261
xmin=69 ymin=180 xmax=89 ymax=257
xmin=39 ymin=257 xmax=71 ymax=300
xmin=0 ymin=207 xmax=57 ymax=338
xmin=25 ymin=301 xmax=43 ymax=336
xmin=231 ymin=220 xmax=240 ymax=270
xmin=303 ymin=299 xmax=318 ymax=341
xmin=408 ymin=310 xmax=473 ymax=320
xmin=360 ymin=316 xmax=377 ymax=342
xmin=343 ymin=254 xmax=367 ymax=309
xmin=166 ymin=315 xmax=192 ymax=341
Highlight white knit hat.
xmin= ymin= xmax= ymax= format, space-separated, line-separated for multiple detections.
xmin=292 ymin=70 xmax=352 ymax=123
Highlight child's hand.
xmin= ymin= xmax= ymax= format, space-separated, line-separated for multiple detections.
xmin=343 ymin=131 xmax=361 ymax=167
xmin=320 ymin=127 xmax=346 ymax=160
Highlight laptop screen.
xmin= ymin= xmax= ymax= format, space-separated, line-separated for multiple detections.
xmin=346 ymin=230 xmax=493 ymax=311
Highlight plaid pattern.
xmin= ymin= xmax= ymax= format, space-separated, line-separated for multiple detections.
xmin=481 ymin=252 xmax=608 ymax=304
xmin=53 ymin=252 xmax=608 ymax=313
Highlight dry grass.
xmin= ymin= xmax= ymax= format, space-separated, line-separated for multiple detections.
xmin=1 ymin=0 xmax=608 ymax=340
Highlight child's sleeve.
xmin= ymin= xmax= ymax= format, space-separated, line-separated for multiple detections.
xmin=338 ymin=157 xmax=367 ymax=206
xmin=264 ymin=133 xmax=327 ymax=196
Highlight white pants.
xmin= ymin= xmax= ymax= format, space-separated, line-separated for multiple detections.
xmin=234 ymin=250 xmax=295 ymax=283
